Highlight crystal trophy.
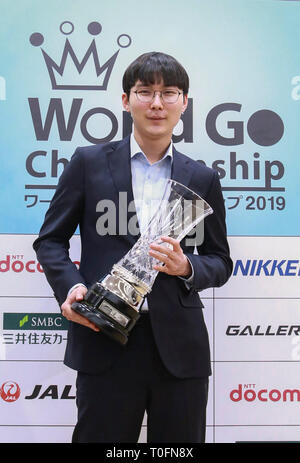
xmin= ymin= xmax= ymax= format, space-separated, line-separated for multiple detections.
xmin=72 ymin=179 xmax=213 ymax=345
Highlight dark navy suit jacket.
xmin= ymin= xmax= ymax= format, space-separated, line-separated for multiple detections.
xmin=33 ymin=135 xmax=232 ymax=378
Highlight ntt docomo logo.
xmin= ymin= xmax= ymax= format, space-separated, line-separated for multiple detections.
xmin=0 ymin=255 xmax=80 ymax=273
xmin=0 ymin=255 xmax=44 ymax=273
xmin=230 ymin=384 xmax=300 ymax=402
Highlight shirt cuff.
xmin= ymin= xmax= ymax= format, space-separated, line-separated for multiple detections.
xmin=178 ymin=256 xmax=194 ymax=288
xmin=67 ymin=283 xmax=87 ymax=296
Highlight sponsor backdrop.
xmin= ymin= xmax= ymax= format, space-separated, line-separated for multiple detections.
xmin=0 ymin=0 xmax=299 ymax=443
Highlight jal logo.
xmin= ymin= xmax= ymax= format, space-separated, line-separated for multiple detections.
xmin=25 ymin=384 xmax=75 ymax=400
xmin=0 ymin=381 xmax=21 ymax=402
xmin=0 ymin=383 xmax=75 ymax=401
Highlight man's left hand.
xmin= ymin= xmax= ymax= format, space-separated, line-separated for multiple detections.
xmin=149 ymin=236 xmax=192 ymax=277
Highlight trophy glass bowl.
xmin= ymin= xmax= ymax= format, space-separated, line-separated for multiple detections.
xmin=72 ymin=179 xmax=213 ymax=345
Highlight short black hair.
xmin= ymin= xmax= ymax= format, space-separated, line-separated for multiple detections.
xmin=122 ymin=51 xmax=189 ymax=98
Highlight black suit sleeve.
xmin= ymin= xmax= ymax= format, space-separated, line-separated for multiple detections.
xmin=33 ymin=148 xmax=86 ymax=305
xmin=185 ymin=170 xmax=233 ymax=292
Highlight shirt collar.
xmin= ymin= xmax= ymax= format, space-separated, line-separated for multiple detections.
xmin=130 ymin=132 xmax=173 ymax=164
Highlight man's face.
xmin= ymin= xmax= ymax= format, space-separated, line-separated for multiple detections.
xmin=122 ymin=79 xmax=188 ymax=143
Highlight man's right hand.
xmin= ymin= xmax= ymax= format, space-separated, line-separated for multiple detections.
xmin=61 ymin=285 xmax=100 ymax=332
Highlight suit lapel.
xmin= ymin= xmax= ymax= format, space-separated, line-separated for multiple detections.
xmin=107 ymin=136 xmax=140 ymax=245
xmin=171 ymin=146 xmax=194 ymax=188
xmin=107 ymin=136 xmax=133 ymax=200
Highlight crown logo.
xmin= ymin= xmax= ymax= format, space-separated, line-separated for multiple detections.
xmin=30 ymin=21 xmax=132 ymax=91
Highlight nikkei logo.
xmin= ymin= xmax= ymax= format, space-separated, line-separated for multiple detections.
xmin=29 ymin=20 xmax=132 ymax=91
xmin=233 ymin=259 xmax=300 ymax=276
xmin=0 ymin=381 xmax=21 ymax=402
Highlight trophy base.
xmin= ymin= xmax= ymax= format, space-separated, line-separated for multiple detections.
xmin=72 ymin=301 xmax=129 ymax=345
xmin=71 ymin=279 xmax=142 ymax=346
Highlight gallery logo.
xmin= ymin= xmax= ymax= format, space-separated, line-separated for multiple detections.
xmin=29 ymin=20 xmax=132 ymax=91
xmin=226 ymin=325 xmax=300 ymax=336
xmin=0 ymin=381 xmax=21 ymax=402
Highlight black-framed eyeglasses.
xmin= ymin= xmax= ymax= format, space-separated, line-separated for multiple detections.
xmin=133 ymin=89 xmax=183 ymax=104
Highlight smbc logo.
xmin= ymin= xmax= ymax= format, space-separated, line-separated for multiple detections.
xmin=3 ymin=313 xmax=69 ymax=330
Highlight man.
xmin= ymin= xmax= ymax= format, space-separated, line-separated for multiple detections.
xmin=33 ymin=52 xmax=232 ymax=443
